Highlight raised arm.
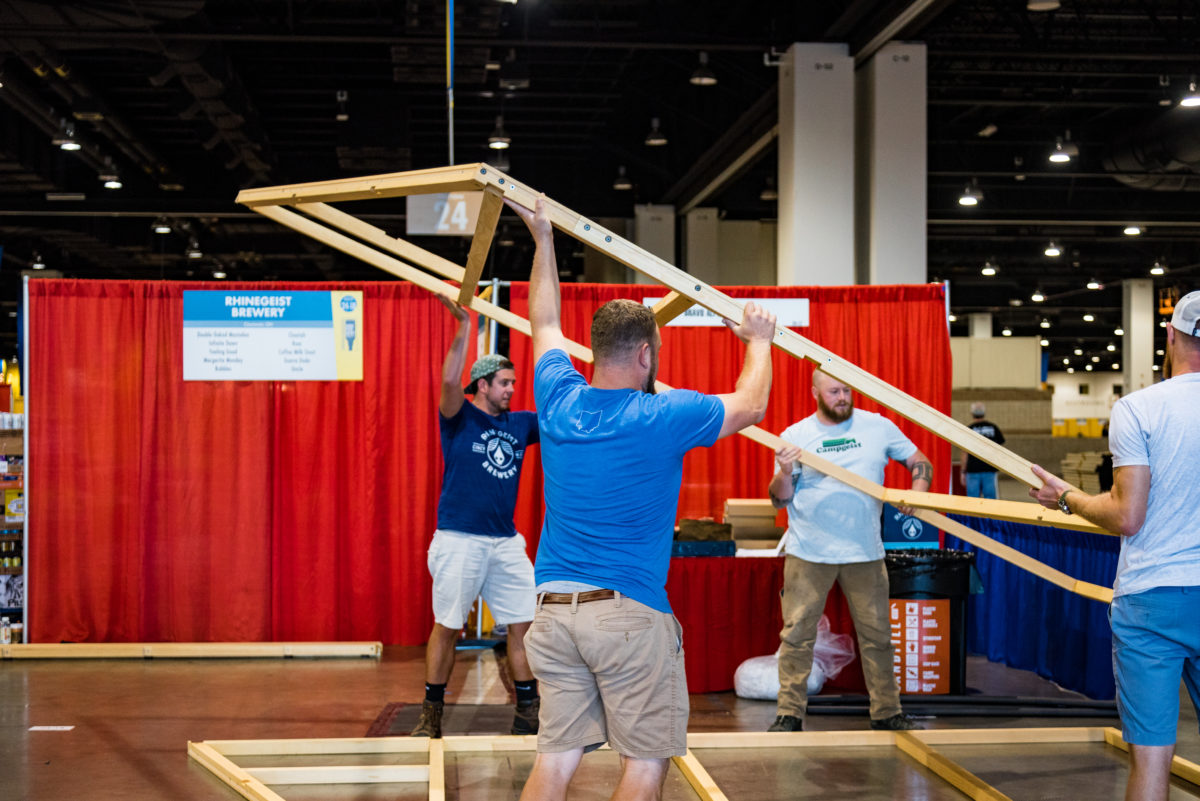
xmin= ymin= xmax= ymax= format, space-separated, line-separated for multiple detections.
xmin=438 ymin=295 xmax=470 ymax=418
xmin=506 ymin=194 xmax=569 ymax=361
xmin=715 ymin=301 xmax=776 ymax=439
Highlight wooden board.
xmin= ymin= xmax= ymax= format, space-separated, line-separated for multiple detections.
xmin=1 ymin=642 xmax=381 ymax=659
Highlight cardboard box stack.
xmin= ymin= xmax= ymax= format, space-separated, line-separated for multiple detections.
xmin=723 ymin=498 xmax=783 ymax=548
xmin=1060 ymin=452 xmax=1103 ymax=494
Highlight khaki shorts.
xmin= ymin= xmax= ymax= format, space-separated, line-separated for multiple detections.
xmin=524 ymin=592 xmax=688 ymax=758
xmin=427 ymin=529 xmax=535 ymax=627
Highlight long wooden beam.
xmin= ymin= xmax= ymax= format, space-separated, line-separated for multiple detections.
xmin=652 ymin=291 xmax=696 ymax=326
xmin=245 ymin=765 xmax=429 ymax=784
xmin=673 ymin=749 xmax=730 ymax=801
xmin=881 ymin=489 xmax=1111 ymax=535
xmin=458 ymin=187 xmax=505 ymax=306
xmin=294 ymin=201 xmax=466 ymax=282
xmin=236 ymin=164 xmax=484 ymax=207
xmin=188 ymin=741 xmax=288 ymax=801
xmin=480 ymin=169 xmax=1037 ymax=487
xmin=894 ymin=731 xmax=1013 ymax=801
xmin=0 ymin=642 xmax=381 ymax=659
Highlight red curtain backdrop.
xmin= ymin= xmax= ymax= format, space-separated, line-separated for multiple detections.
xmin=28 ymin=279 xmax=948 ymax=645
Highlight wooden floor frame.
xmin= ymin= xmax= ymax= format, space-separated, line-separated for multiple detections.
xmin=0 ymin=642 xmax=382 ymax=659
xmin=236 ymin=163 xmax=1116 ymax=606
xmin=189 ymin=727 xmax=1200 ymax=801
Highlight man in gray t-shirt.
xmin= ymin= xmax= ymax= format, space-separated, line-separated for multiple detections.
xmin=1031 ymin=290 xmax=1200 ymax=801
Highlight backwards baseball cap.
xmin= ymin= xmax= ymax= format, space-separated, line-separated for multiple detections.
xmin=465 ymin=353 xmax=511 ymax=392
xmin=1171 ymin=290 xmax=1200 ymax=337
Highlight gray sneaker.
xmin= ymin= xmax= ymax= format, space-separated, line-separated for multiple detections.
xmin=511 ymin=698 xmax=540 ymax=735
xmin=410 ymin=700 xmax=443 ymax=738
xmin=870 ymin=712 xmax=920 ymax=731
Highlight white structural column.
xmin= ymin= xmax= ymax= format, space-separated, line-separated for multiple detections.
xmin=633 ymin=204 xmax=676 ymax=285
xmin=1122 ymin=278 xmax=1154 ymax=392
xmin=969 ymin=313 xmax=993 ymax=339
xmin=777 ymin=43 xmax=855 ymax=286
xmin=683 ymin=208 xmax=720 ymax=285
xmin=855 ymin=42 xmax=927 ymax=286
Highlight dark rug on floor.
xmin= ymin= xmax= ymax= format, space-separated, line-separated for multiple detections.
xmin=366 ymin=703 xmax=514 ymax=737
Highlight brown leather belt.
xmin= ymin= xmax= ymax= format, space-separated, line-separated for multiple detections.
xmin=540 ymin=589 xmax=616 ymax=605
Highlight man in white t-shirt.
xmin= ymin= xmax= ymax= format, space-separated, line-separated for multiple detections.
xmin=1031 ymin=290 xmax=1200 ymax=801
xmin=766 ymin=369 xmax=932 ymax=732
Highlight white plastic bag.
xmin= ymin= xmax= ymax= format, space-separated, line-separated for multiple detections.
xmin=733 ymin=615 xmax=857 ymax=700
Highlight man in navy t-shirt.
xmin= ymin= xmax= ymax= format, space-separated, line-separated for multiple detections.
xmin=411 ymin=296 xmax=541 ymax=739
xmin=508 ymin=195 xmax=776 ymax=801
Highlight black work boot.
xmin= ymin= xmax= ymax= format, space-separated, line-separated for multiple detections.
xmin=511 ymin=698 xmax=540 ymax=735
xmin=410 ymin=700 xmax=444 ymax=738
xmin=767 ymin=714 xmax=803 ymax=732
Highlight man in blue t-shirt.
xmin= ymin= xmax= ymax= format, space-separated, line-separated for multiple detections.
xmin=411 ymin=296 xmax=541 ymax=739
xmin=508 ymin=195 xmax=776 ymax=801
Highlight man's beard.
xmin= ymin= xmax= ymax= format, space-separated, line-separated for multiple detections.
xmin=643 ymin=351 xmax=658 ymax=394
xmin=818 ymin=396 xmax=852 ymax=423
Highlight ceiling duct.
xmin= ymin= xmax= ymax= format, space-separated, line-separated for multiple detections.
xmin=1102 ymin=108 xmax=1200 ymax=191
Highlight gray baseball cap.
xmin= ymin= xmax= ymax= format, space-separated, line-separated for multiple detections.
xmin=1171 ymin=290 xmax=1200 ymax=337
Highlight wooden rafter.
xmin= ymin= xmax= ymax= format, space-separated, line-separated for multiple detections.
xmin=236 ymin=163 xmax=1118 ymax=606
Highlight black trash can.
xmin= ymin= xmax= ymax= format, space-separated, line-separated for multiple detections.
xmin=885 ymin=548 xmax=975 ymax=696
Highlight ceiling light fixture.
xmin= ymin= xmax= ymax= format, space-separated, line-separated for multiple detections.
xmin=1001 ymin=327 xmax=1013 ymax=337
xmin=1112 ymin=363 xmax=1120 ymax=370
xmin=689 ymin=52 xmax=717 ymax=87
xmin=1181 ymin=77 xmax=1200 ymax=108
xmin=1085 ymin=364 xmax=1093 ymax=371
xmin=1040 ymin=318 xmax=1051 ymax=328
xmin=487 ymin=115 xmax=511 ymax=150
xmin=981 ymin=260 xmax=997 ymax=276
xmin=1107 ymin=343 xmax=1117 ymax=352
xmin=1157 ymin=349 xmax=1164 ymax=356
xmin=52 ymin=120 xmax=81 ymax=151
xmin=612 ymin=165 xmax=632 ymax=191
xmin=335 ymin=90 xmax=349 ymax=122
xmin=1031 ymin=288 xmax=1045 ymax=302
xmin=1158 ymin=74 xmax=1174 ymax=107
xmin=1044 ymin=241 xmax=1060 ymax=257
xmin=1124 ymin=225 xmax=1142 ymax=236
xmin=759 ymin=176 xmax=778 ymax=202
xmin=1150 ymin=261 xmax=1166 ymax=276
xmin=958 ymin=180 xmax=983 ymax=206
xmin=645 ymin=117 xmax=668 ymax=146
xmin=1068 ymin=367 xmax=1075 ymax=374
xmin=1048 ymin=131 xmax=1078 ymax=164
xmin=1086 ymin=278 xmax=1102 ymax=290
xmin=152 ymin=217 xmax=171 ymax=234
xmin=1062 ymin=358 xmax=1070 ymax=365
xmin=948 ymin=314 xmax=958 ymax=322
xmin=1040 ymin=338 xmax=1049 ymax=347
xmin=1114 ymin=327 xmax=1125 ymax=336
xmin=977 ymin=123 xmax=998 ymax=138
xmin=1074 ymin=348 xmax=1084 ymax=355
xmin=99 ymin=172 xmax=122 ymax=190
xmin=31 ymin=253 xmax=45 ymax=270
xmin=1083 ymin=314 xmax=1095 ymax=322
xmin=1091 ymin=356 xmax=1100 ymax=363
xmin=186 ymin=239 xmax=203 ymax=259
xmin=212 ymin=270 xmax=227 ymax=280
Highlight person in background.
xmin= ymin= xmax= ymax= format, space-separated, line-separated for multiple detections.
xmin=410 ymin=296 xmax=541 ymax=739
xmin=767 ymin=369 xmax=932 ymax=733
xmin=961 ymin=402 xmax=1005 ymax=498
xmin=509 ymin=194 xmax=776 ymax=801
xmin=1030 ymin=290 xmax=1200 ymax=801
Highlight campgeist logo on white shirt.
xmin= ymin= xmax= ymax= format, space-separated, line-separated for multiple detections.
xmin=472 ymin=429 xmax=524 ymax=479
xmin=817 ymin=436 xmax=862 ymax=454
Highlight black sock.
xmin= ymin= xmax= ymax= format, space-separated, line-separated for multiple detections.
xmin=425 ymin=683 xmax=446 ymax=704
xmin=514 ymin=679 xmax=538 ymax=705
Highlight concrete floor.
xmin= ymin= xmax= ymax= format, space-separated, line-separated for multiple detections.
xmin=1 ymin=646 xmax=1198 ymax=800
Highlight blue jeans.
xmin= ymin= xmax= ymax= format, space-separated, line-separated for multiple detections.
xmin=965 ymin=472 xmax=998 ymax=499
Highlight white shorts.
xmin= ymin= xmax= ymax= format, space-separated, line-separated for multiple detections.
xmin=428 ymin=529 xmax=536 ymax=627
